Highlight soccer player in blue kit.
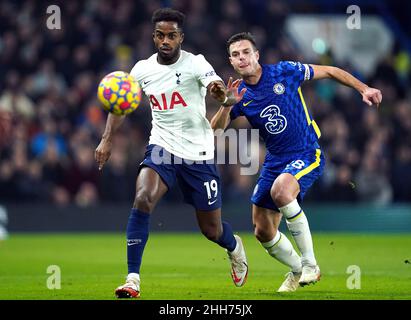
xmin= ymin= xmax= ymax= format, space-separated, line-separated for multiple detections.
xmin=211 ymin=32 xmax=382 ymax=292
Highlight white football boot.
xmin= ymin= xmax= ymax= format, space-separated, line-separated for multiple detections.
xmin=115 ymin=273 xmax=140 ymax=298
xmin=227 ymin=235 xmax=248 ymax=287
xmin=299 ymin=264 xmax=321 ymax=286
xmin=277 ymin=271 xmax=302 ymax=292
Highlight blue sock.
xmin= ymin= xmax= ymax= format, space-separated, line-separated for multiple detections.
xmin=126 ymin=208 xmax=150 ymax=274
xmin=216 ymin=221 xmax=237 ymax=252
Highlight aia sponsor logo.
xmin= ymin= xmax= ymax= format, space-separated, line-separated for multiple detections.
xmin=149 ymin=92 xmax=187 ymax=110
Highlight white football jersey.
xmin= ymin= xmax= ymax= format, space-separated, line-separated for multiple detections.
xmin=130 ymin=50 xmax=222 ymax=161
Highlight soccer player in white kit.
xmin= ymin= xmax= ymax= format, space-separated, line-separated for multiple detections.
xmin=95 ymin=8 xmax=248 ymax=298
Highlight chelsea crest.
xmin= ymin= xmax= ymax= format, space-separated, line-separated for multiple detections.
xmin=273 ymin=83 xmax=285 ymax=95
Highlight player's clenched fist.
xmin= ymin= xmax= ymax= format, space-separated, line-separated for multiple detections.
xmin=361 ymin=87 xmax=382 ymax=108
xmin=209 ymin=81 xmax=227 ymax=103
xmin=95 ymin=138 xmax=112 ymax=171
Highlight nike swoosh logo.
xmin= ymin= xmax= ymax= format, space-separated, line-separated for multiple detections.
xmin=232 ymin=271 xmax=242 ymax=283
xmin=243 ymin=100 xmax=253 ymax=107
xmin=231 ymin=263 xmax=248 ymax=283
xmin=143 ymin=80 xmax=151 ymax=85
xmin=208 ymin=199 xmax=218 ymax=205
xmin=127 ymin=239 xmax=142 ymax=246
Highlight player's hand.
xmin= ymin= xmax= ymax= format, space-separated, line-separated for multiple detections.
xmin=95 ymin=138 xmax=112 ymax=171
xmin=362 ymin=87 xmax=382 ymax=108
xmin=226 ymin=77 xmax=247 ymax=105
xmin=209 ymin=81 xmax=227 ymax=103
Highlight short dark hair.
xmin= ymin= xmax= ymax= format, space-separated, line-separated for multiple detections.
xmin=152 ymin=8 xmax=186 ymax=30
xmin=226 ymin=32 xmax=258 ymax=54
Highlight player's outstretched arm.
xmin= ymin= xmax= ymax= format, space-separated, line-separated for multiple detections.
xmin=311 ymin=65 xmax=382 ymax=108
xmin=95 ymin=113 xmax=125 ymax=170
xmin=210 ymin=77 xmax=246 ymax=131
xmin=210 ymin=105 xmax=233 ymax=131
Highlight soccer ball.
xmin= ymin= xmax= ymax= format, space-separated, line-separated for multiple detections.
xmin=97 ymin=71 xmax=142 ymax=115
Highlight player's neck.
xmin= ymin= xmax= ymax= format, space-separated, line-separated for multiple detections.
xmin=242 ymin=65 xmax=262 ymax=85
xmin=157 ymin=49 xmax=181 ymax=65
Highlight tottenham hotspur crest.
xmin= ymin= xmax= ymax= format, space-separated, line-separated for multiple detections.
xmin=273 ymin=83 xmax=285 ymax=95
xmin=176 ymin=72 xmax=182 ymax=84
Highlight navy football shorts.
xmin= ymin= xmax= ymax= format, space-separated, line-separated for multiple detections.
xmin=138 ymin=144 xmax=222 ymax=211
xmin=251 ymin=147 xmax=325 ymax=212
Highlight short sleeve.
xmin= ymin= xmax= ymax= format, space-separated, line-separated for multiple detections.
xmin=129 ymin=60 xmax=144 ymax=85
xmin=279 ymin=61 xmax=313 ymax=85
xmin=230 ymin=102 xmax=244 ymax=120
xmin=192 ymin=54 xmax=223 ymax=88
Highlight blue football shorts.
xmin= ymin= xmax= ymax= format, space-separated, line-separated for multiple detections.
xmin=251 ymin=147 xmax=325 ymax=212
xmin=138 ymin=144 xmax=222 ymax=211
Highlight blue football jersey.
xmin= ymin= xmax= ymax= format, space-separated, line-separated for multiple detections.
xmin=230 ymin=61 xmax=321 ymax=154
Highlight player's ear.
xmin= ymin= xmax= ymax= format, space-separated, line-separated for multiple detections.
xmin=255 ymin=50 xmax=260 ymax=61
xmin=180 ymin=32 xmax=184 ymax=44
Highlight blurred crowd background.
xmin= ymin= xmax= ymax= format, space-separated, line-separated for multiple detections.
xmin=0 ymin=0 xmax=410 ymax=208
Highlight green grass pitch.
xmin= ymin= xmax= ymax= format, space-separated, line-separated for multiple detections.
xmin=0 ymin=232 xmax=410 ymax=300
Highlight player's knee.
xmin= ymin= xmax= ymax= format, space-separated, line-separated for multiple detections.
xmin=133 ymin=190 xmax=155 ymax=213
xmin=271 ymin=174 xmax=299 ymax=207
xmin=254 ymin=225 xmax=272 ymax=243
xmin=270 ymin=186 xmax=294 ymax=207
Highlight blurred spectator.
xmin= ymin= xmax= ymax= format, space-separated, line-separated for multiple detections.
xmin=355 ymin=154 xmax=393 ymax=205
xmin=225 ymin=164 xmax=255 ymax=200
xmin=25 ymin=60 xmax=67 ymax=99
xmin=63 ymin=144 xmax=99 ymax=197
xmin=17 ymin=160 xmax=49 ymax=202
xmin=391 ymin=144 xmax=411 ymax=201
xmin=0 ymin=160 xmax=14 ymax=201
xmin=31 ymin=118 xmax=67 ymax=157
xmin=0 ymin=111 xmax=13 ymax=149
xmin=99 ymin=148 xmax=134 ymax=202
xmin=52 ymin=186 xmax=71 ymax=207
xmin=42 ymin=141 xmax=67 ymax=187
xmin=0 ymin=71 xmax=35 ymax=120
xmin=75 ymin=182 xmax=99 ymax=207
xmin=0 ymin=0 xmax=409 ymax=207
xmin=322 ymin=165 xmax=357 ymax=202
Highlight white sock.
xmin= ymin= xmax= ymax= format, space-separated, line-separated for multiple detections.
xmin=279 ymin=199 xmax=317 ymax=267
xmin=127 ymin=273 xmax=140 ymax=284
xmin=261 ymin=231 xmax=302 ymax=273
xmin=230 ymin=238 xmax=241 ymax=255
